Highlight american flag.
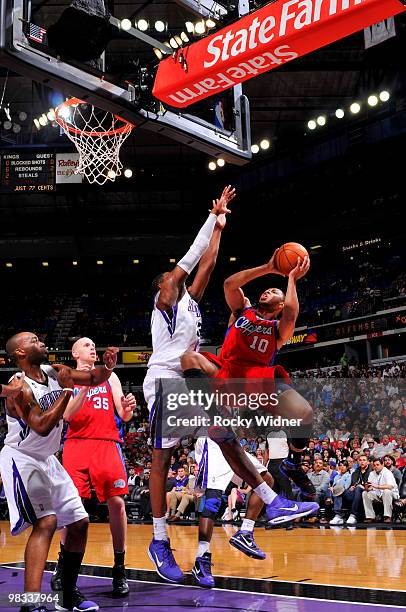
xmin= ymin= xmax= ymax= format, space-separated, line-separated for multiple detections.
xmin=27 ymin=23 xmax=46 ymax=44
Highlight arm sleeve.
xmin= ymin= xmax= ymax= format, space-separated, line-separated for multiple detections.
xmin=177 ymin=213 xmax=217 ymax=274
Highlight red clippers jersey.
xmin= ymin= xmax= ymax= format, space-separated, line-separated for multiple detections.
xmin=66 ymin=382 xmax=121 ymax=443
xmin=220 ymin=307 xmax=278 ymax=367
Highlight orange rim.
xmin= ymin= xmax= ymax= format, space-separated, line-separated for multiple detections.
xmin=55 ymin=98 xmax=134 ymax=137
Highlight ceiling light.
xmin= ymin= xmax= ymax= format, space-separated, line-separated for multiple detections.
xmin=107 ymin=170 xmax=116 ymax=179
xmin=367 ymin=95 xmax=378 ymax=107
xmin=133 ymin=259 xmax=140 ymax=264
xmin=153 ymin=48 xmax=163 ymax=60
xmin=174 ymin=35 xmax=182 ymax=47
xmin=120 ymin=18 xmax=132 ymax=31
xmin=251 ymin=144 xmax=259 ymax=154
xmin=316 ymin=115 xmax=326 ymax=126
xmin=379 ymin=90 xmax=390 ymax=102
xmin=5 ymin=262 xmax=13 ymax=268
xmin=34 ymin=118 xmax=40 ymax=129
xmin=310 ymin=245 xmax=322 ymax=250
xmin=96 ymin=260 xmax=104 ymax=265
xmin=72 ymin=261 xmax=78 ymax=266
xmin=260 ymin=139 xmax=270 ymax=150
xmin=194 ymin=21 xmax=205 ymax=35
xmin=42 ymin=261 xmax=49 ymax=267
xmin=19 ymin=111 xmax=27 ymax=121
xmin=335 ymin=108 xmax=345 ymax=119
xmin=137 ymin=19 xmax=149 ymax=31
xmin=180 ymin=31 xmax=189 ymax=43
xmin=229 ymin=257 xmax=236 ymax=262
xmin=206 ymin=18 xmax=216 ymax=28
xmin=350 ymin=102 xmax=361 ymax=114
xmin=12 ymin=123 xmax=21 ymax=133
xmin=169 ymin=258 xmax=176 ymax=263
xmin=208 ymin=161 xmax=216 ymax=171
xmin=307 ymin=120 xmax=317 ymax=130
xmin=154 ymin=20 xmax=165 ymax=32
xmin=217 ymin=158 xmax=225 ymax=167
xmin=185 ymin=21 xmax=194 ymax=33
xmin=124 ymin=168 xmax=133 ymax=178
xmin=169 ymin=37 xmax=178 ymax=49
xmin=3 ymin=120 xmax=12 ymax=129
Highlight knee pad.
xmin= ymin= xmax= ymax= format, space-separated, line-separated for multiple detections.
xmin=201 ymin=489 xmax=223 ymax=521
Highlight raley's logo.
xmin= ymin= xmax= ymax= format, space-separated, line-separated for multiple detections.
xmin=153 ymin=0 xmax=405 ymax=108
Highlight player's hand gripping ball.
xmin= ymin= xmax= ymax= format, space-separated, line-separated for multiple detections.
xmin=274 ymin=242 xmax=310 ymax=276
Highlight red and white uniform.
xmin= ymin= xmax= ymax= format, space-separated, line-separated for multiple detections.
xmin=63 ymin=382 xmax=129 ymax=502
xmin=202 ymin=307 xmax=290 ymax=394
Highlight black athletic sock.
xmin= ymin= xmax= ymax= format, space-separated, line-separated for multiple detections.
xmin=114 ymin=550 xmax=125 ymax=567
xmin=61 ymin=550 xmax=84 ymax=607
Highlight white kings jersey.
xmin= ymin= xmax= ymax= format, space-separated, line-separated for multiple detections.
xmin=147 ymin=289 xmax=202 ymax=374
xmin=4 ymin=365 xmax=64 ymax=459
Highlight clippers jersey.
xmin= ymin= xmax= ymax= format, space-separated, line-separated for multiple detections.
xmin=220 ymin=307 xmax=278 ymax=367
xmin=66 ymin=381 xmax=121 ymax=443
xmin=4 ymin=365 xmax=63 ymax=459
xmin=147 ymin=289 xmax=202 ymax=373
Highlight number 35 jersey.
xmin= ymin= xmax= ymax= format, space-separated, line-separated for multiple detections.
xmin=220 ymin=307 xmax=278 ymax=367
xmin=66 ymin=381 xmax=121 ymax=443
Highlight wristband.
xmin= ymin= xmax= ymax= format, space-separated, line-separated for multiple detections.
xmin=104 ymin=364 xmax=115 ymax=371
xmin=63 ymin=388 xmax=73 ymax=393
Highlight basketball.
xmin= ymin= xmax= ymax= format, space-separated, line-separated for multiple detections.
xmin=275 ymin=242 xmax=309 ymax=275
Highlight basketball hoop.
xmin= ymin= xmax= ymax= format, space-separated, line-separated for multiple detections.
xmin=55 ymin=98 xmax=133 ymax=185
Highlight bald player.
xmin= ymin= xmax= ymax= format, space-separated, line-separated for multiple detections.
xmin=0 ymin=332 xmax=118 ymax=612
xmin=52 ymin=337 xmax=136 ymax=597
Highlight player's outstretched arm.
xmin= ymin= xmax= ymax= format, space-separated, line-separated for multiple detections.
xmin=188 ymin=186 xmax=235 ymax=303
xmin=53 ymin=347 xmax=119 ymax=386
xmin=157 ymin=188 xmax=233 ymax=311
xmin=277 ymin=256 xmax=310 ymax=348
xmin=63 ymin=386 xmax=88 ymax=422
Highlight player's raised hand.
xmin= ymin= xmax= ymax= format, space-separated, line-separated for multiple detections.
xmin=1 ymin=372 xmax=25 ymax=398
xmin=266 ymin=249 xmax=285 ymax=276
xmin=289 ymin=255 xmax=310 ymax=281
xmin=211 ymin=185 xmax=236 ymax=216
xmin=52 ymin=364 xmax=75 ymax=388
xmin=121 ymin=393 xmax=136 ymax=413
xmin=103 ymin=347 xmax=119 ymax=370
xmin=215 ymin=213 xmax=227 ymax=230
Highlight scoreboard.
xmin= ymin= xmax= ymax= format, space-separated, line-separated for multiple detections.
xmin=1 ymin=152 xmax=55 ymax=192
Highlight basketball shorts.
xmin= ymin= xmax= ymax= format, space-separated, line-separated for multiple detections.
xmin=0 ymin=445 xmax=87 ymax=536
xmin=195 ymin=437 xmax=267 ymax=492
xmin=143 ymin=369 xmax=186 ymax=449
xmin=63 ymin=439 xmax=129 ymax=502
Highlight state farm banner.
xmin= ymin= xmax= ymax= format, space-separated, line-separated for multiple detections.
xmin=153 ymin=0 xmax=406 ymax=108
xmin=56 ymin=153 xmax=83 ymax=184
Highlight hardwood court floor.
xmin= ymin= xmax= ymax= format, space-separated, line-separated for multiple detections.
xmin=1 ymin=521 xmax=406 ymax=592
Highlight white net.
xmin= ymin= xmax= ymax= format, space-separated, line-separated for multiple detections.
xmin=56 ymin=99 xmax=133 ymax=185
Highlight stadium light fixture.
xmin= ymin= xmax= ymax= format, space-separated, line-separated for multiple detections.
xmin=19 ymin=111 xmax=27 ymax=121
xmin=217 ymin=158 xmax=225 ymax=167
xmin=208 ymin=161 xmax=216 ymax=171
xmin=133 ymin=259 xmax=140 ymax=264
xmin=251 ymin=144 xmax=259 ymax=154
xmin=3 ymin=120 xmax=12 ymax=130
xmin=379 ymin=90 xmax=390 ymax=102
xmin=206 ymin=18 xmax=216 ymax=28
xmin=124 ymin=168 xmax=133 ymax=178
xmin=153 ymin=48 xmax=163 ymax=60
xmin=180 ymin=31 xmax=189 ymax=43
xmin=185 ymin=22 xmax=194 ymax=33
xmin=96 ymin=260 xmax=104 ymax=265
xmin=42 ymin=261 xmax=49 ymax=267
xmin=137 ymin=19 xmax=149 ymax=31
xmin=154 ymin=20 xmax=166 ymax=32
xmin=310 ymin=245 xmax=322 ymax=250
xmin=307 ymin=120 xmax=317 ymax=130
xmin=367 ymin=95 xmax=378 ymax=107
xmin=72 ymin=261 xmax=78 ymax=266
xmin=169 ymin=37 xmax=178 ymax=49
xmin=335 ymin=109 xmax=345 ymax=119
xmin=260 ymin=139 xmax=270 ymax=150
xmin=107 ymin=170 xmax=116 ymax=179
xmin=12 ymin=124 xmax=21 ymax=134
xmin=169 ymin=258 xmax=176 ymax=263
xmin=350 ymin=102 xmax=361 ymax=114
xmin=229 ymin=257 xmax=237 ymax=262
xmin=5 ymin=262 xmax=13 ymax=268
xmin=120 ymin=18 xmax=132 ymax=31
xmin=174 ymin=35 xmax=183 ymax=47
xmin=316 ymin=115 xmax=326 ymax=126
xmin=33 ymin=118 xmax=40 ymax=129
xmin=194 ymin=21 xmax=206 ymax=35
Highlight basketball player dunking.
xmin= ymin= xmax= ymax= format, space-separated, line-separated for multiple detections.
xmin=51 ymin=337 xmax=136 ymax=596
xmin=181 ymin=249 xmax=317 ymax=500
xmin=0 ymin=332 xmax=118 ymax=612
xmin=144 ymin=190 xmax=317 ymax=584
